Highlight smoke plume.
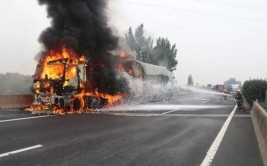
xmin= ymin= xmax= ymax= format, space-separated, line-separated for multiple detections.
xmin=38 ymin=0 xmax=129 ymax=95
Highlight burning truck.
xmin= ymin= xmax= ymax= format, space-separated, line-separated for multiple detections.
xmin=30 ymin=48 xmax=173 ymax=114
xmin=28 ymin=0 xmax=173 ymax=114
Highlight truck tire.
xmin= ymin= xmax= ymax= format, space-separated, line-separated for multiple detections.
xmin=72 ymin=97 xmax=84 ymax=112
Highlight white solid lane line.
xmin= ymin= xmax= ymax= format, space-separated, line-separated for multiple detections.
xmin=200 ymin=106 xmax=237 ymax=166
xmin=0 ymin=115 xmax=55 ymax=123
xmin=161 ymin=109 xmax=179 ymax=114
xmin=0 ymin=145 xmax=43 ymax=158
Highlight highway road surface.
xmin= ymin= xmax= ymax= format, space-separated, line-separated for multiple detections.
xmin=0 ymin=96 xmax=263 ymax=166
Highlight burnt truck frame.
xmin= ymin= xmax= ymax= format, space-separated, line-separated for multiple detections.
xmin=32 ymin=58 xmax=106 ymax=112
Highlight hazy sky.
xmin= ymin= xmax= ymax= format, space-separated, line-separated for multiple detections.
xmin=0 ymin=0 xmax=267 ymax=85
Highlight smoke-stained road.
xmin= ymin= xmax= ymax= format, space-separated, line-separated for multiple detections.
xmin=0 ymin=97 xmax=263 ymax=166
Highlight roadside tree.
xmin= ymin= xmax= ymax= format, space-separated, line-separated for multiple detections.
xmin=125 ymin=24 xmax=178 ymax=72
xmin=151 ymin=37 xmax=178 ymax=72
xmin=125 ymin=24 xmax=153 ymax=63
xmin=187 ymin=74 xmax=194 ymax=86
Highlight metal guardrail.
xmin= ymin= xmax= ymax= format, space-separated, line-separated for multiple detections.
xmin=0 ymin=94 xmax=34 ymax=109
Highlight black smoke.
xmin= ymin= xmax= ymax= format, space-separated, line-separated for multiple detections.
xmin=38 ymin=0 xmax=129 ymax=95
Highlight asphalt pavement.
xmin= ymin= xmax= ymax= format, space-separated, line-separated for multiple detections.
xmin=0 ymin=95 xmax=263 ymax=166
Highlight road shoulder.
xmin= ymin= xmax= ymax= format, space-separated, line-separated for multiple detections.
xmin=211 ymin=116 xmax=263 ymax=166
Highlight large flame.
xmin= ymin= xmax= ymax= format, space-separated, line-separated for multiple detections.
xmin=37 ymin=46 xmax=82 ymax=80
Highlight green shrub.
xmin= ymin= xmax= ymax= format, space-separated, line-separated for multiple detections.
xmin=243 ymin=79 xmax=267 ymax=106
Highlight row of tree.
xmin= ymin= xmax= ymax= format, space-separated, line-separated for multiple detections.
xmin=0 ymin=73 xmax=32 ymax=94
xmin=125 ymin=24 xmax=178 ymax=72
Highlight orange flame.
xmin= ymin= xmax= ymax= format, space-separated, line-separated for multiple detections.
xmin=37 ymin=46 xmax=83 ymax=80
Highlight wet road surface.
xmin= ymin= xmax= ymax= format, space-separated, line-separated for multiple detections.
xmin=0 ymin=96 xmax=263 ymax=166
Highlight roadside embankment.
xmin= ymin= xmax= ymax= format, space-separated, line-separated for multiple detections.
xmin=0 ymin=94 xmax=34 ymax=109
xmin=251 ymin=101 xmax=267 ymax=166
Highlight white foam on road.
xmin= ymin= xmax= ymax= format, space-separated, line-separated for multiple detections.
xmin=108 ymin=113 xmax=230 ymax=117
xmin=98 ymin=104 xmax=227 ymax=112
xmin=0 ymin=144 xmax=43 ymax=158
xmin=105 ymin=112 xmax=250 ymax=118
xmin=200 ymin=106 xmax=237 ymax=166
xmin=0 ymin=115 xmax=55 ymax=123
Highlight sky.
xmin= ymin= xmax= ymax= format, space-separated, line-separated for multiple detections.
xmin=0 ymin=0 xmax=267 ymax=85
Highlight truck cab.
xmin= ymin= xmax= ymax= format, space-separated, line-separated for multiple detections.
xmin=32 ymin=58 xmax=102 ymax=113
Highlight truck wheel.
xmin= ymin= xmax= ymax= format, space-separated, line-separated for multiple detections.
xmin=72 ymin=97 xmax=84 ymax=112
xmin=59 ymin=98 xmax=65 ymax=108
xmin=91 ymin=98 xmax=100 ymax=109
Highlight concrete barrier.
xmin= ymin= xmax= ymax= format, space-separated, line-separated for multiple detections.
xmin=243 ymin=98 xmax=251 ymax=112
xmin=0 ymin=94 xmax=34 ymax=109
xmin=251 ymin=101 xmax=267 ymax=166
xmin=252 ymin=101 xmax=267 ymax=142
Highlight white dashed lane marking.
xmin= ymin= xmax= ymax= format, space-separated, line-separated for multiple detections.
xmin=160 ymin=110 xmax=179 ymax=114
xmin=0 ymin=145 xmax=43 ymax=158
xmin=0 ymin=115 xmax=55 ymax=123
